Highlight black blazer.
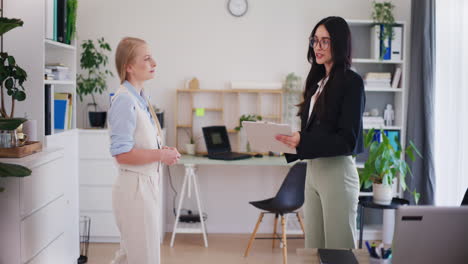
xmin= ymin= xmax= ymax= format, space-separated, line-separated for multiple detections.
xmin=286 ymin=69 xmax=365 ymax=163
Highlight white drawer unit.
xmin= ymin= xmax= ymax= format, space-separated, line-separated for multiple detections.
xmin=0 ymin=146 xmax=79 ymax=264
xmin=79 ymin=129 xmax=166 ymax=243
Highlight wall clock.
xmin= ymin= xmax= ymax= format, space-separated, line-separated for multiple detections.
xmin=227 ymin=0 xmax=248 ymax=17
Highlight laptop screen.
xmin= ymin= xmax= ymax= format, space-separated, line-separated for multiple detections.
xmin=202 ymin=126 xmax=231 ymax=154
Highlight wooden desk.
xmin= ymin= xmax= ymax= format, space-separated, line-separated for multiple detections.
xmin=296 ymin=248 xmax=370 ymax=264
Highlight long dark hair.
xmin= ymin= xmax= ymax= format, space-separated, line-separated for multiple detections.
xmin=297 ymin=16 xmax=352 ymax=120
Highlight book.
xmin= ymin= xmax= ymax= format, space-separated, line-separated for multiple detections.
xmin=318 ymin=248 xmax=358 ymax=264
xmin=391 ymin=26 xmax=403 ymax=61
xmin=45 ymin=85 xmax=52 ymax=135
xmin=54 ymin=99 xmax=67 ymax=130
xmin=391 ymin=67 xmax=402 ymax=89
xmin=54 ymin=93 xmax=72 ymax=129
xmin=45 ymin=0 xmax=54 ymax=40
xmin=57 ymin=0 xmax=67 ymax=43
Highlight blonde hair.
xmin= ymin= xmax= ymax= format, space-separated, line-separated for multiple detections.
xmin=115 ymin=37 xmax=147 ymax=84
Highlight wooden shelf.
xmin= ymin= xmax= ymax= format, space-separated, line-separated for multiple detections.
xmin=227 ymin=129 xmax=239 ymax=133
xmin=192 ymin=108 xmax=223 ymax=112
xmin=177 ymin=125 xmax=193 ymax=128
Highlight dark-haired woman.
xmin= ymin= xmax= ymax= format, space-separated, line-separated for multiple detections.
xmin=276 ymin=16 xmax=365 ymax=249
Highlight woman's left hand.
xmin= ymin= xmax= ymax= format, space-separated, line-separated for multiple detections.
xmin=275 ymin=132 xmax=300 ymax=149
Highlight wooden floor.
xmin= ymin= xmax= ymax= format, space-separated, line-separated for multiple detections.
xmin=87 ymin=233 xmax=304 ymax=264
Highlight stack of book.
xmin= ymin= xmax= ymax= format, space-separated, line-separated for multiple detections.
xmin=363 ymin=116 xmax=385 ymax=128
xmin=45 ymin=64 xmax=70 ymax=81
xmin=364 ymin=72 xmax=392 ymax=89
xmin=44 ymin=68 xmax=54 ymax=80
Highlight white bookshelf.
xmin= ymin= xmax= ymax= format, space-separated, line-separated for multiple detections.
xmin=347 ymin=19 xmax=409 ymax=242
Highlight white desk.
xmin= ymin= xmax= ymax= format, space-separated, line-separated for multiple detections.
xmin=170 ymin=155 xmax=291 ymax=247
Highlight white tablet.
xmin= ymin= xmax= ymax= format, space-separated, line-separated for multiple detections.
xmin=242 ymin=121 xmax=297 ymax=154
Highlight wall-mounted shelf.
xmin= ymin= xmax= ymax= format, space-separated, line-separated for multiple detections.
xmin=176 ymin=89 xmax=283 ymax=153
xmin=44 ymin=39 xmax=76 ymax=51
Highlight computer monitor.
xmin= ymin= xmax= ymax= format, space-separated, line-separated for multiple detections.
xmin=393 ymin=206 xmax=468 ymax=264
xmin=202 ymin=126 xmax=231 ymax=155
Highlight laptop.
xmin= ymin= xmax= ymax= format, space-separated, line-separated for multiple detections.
xmin=393 ymin=206 xmax=468 ymax=264
xmin=202 ymin=126 xmax=251 ymax=160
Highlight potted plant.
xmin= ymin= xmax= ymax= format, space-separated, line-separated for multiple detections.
xmin=235 ymin=114 xmax=262 ymax=153
xmin=359 ymin=129 xmax=422 ymax=205
xmin=372 ymin=1 xmax=395 ymax=60
xmin=77 ymin=37 xmax=113 ymax=128
xmin=0 ymin=9 xmax=32 ymax=191
xmin=184 ymin=128 xmax=201 ymax=155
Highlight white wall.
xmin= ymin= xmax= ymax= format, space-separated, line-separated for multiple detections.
xmin=77 ymin=0 xmax=411 ymax=233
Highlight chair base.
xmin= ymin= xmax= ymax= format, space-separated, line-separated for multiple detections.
xmin=243 ymin=211 xmax=305 ymax=264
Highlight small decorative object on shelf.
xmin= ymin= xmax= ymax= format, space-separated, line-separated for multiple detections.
xmin=359 ymin=128 xmax=422 ymax=205
xmin=384 ymin=104 xmax=394 ymax=126
xmin=77 ymin=37 xmax=113 ymax=128
xmin=183 ymin=128 xmax=201 ymax=155
xmin=188 ymin=77 xmax=199 ymax=90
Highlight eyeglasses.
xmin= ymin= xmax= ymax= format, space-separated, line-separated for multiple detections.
xmin=310 ymin=37 xmax=331 ymax=50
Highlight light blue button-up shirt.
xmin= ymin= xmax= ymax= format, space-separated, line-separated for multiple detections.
xmin=108 ymin=81 xmax=155 ymax=156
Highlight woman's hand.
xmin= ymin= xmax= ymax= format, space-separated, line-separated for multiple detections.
xmin=275 ymin=132 xmax=301 ymax=149
xmin=160 ymin=147 xmax=181 ymax=165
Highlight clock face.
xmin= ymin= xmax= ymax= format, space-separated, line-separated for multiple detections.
xmin=228 ymin=0 xmax=248 ymax=17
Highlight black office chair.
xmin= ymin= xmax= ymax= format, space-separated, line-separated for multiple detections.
xmin=462 ymin=188 xmax=468 ymax=206
xmin=243 ymin=162 xmax=307 ymax=264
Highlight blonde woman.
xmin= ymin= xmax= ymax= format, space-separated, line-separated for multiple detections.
xmin=108 ymin=37 xmax=180 ymax=264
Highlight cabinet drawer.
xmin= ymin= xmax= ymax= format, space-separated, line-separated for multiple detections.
xmin=20 ymin=156 xmax=65 ymax=217
xmin=79 ymin=159 xmax=118 ymax=186
xmin=21 ymin=196 xmax=66 ymax=263
xmin=28 ymin=233 xmax=66 ymax=264
xmin=80 ymin=186 xmax=113 ymax=211
xmin=79 ymin=132 xmax=112 ymax=159
xmin=81 ymin=211 xmax=120 ymax=238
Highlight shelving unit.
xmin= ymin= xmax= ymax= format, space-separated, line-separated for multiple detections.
xmin=44 ymin=39 xmax=77 ymax=137
xmin=347 ymin=19 xmax=409 ymax=242
xmin=175 ymin=89 xmax=283 ymax=154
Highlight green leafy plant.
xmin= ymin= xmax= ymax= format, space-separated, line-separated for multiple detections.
xmin=77 ymin=38 xmax=113 ymax=111
xmin=359 ymin=129 xmax=422 ymax=204
xmin=235 ymin=114 xmax=262 ymax=153
xmin=284 ymin=72 xmax=301 ymax=92
xmin=372 ymin=1 xmax=395 ymax=60
xmin=0 ymin=8 xmax=31 ymax=192
xmin=0 ymin=15 xmax=27 ymax=118
xmin=234 ymin=114 xmax=263 ymax=131
xmin=65 ymin=0 xmax=78 ymax=44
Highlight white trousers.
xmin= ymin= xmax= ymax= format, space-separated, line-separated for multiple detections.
xmin=111 ymin=169 xmax=160 ymax=264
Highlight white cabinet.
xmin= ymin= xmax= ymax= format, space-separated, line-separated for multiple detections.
xmin=0 ymin=148 xmax=77 ymax=264
xmin=78 ymin=129 xmax=166 ymax=243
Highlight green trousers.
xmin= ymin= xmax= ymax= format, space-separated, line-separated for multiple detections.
xmin=304 ymin=156 xmax=359 ymax=249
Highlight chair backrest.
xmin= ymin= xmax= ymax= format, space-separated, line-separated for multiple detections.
xmin=462 ymin=188 xmax=468 ymax=206
xmin=272 ymin=162 xmax=307 ymax=213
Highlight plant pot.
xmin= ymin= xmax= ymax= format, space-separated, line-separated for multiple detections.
xmin=185 ymin=143 xmax=196 ymax=155
xmin=373 ymin=183 xmax=393 ymax=205
xmin=89 ymin=112 xmax=107 ymax=128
